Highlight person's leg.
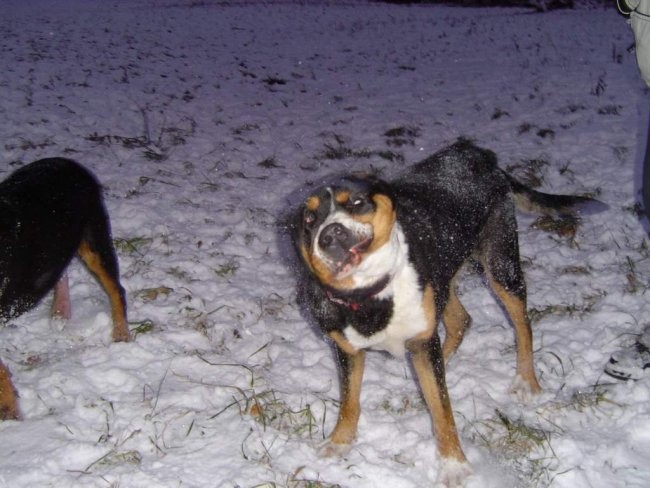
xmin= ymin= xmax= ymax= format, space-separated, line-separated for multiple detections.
xmin=641 ymin=106 xmax=650 ymax=219
xmin=605 ymin=105 xmax=650 ymax=381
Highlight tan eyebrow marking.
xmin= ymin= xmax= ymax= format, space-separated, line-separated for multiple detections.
xmin=335 ymin=190 xmax=351 ymax=204
xmin=306 ymin=196 xmax=320 ymax=211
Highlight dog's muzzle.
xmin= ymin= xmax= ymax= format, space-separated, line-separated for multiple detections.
xmin=316 ymin=222 xmax=371 ymax=273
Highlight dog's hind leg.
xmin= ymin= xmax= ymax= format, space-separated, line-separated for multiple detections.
xmin=0 ymin=360 xmax=19 ymax=420
xmin=479 ymin=203 xmax=541 ymax=395
xmin=441 ymin=285 xmax=471 ymax=362
xmin=77 ymin=206 xmax=129 ymax=343
xmin=52 ymin=273 xmax=72 ymax=320
xmin=488 ymin=280 xmax=541 ymax=395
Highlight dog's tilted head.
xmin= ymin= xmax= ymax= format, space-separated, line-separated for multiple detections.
xmin=294 ymin=174 xmax=396 ymax=291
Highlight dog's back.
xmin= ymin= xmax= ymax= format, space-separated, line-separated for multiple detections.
xmin=388 ymin=140 xmax=513 ymax=291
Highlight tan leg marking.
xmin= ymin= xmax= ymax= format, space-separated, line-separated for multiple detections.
xmin=407 ymin=284 xmax=466 ymax=462
xmin=78 ymin=240 xmax=129 ymax=342
xmin=407 ymin=337 xmax=467 ymax=462
xmin=329 ymin=349 xmax=365 ymax=446
xmin=0 ymin=360 xmax=19 ymax=420
xmin=441 ymin=287 xmax=471 ymax=362
xmin=489 ymin=280 xmax=541 ymax=393
xmin=328 ymin=331 xmax=359 ymax=356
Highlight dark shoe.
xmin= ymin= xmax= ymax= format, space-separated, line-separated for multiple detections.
xmin=605 ymin=341 xmax=650 ymax=380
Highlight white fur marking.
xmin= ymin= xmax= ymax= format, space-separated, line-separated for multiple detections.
xmin=437 ymin=458 xmax=472 ymax=487
xmin=343 ymin=224 xmax=429 ymax=357
xmin=317 ymin=438 xmax=352 ymax=458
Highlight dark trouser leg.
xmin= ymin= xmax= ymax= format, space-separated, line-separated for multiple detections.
xmin=642 ymin=106 xmax=650 ymax=219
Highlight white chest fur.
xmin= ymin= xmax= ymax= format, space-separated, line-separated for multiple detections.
xmin=342 ymin=225 xmax=429 ymax=357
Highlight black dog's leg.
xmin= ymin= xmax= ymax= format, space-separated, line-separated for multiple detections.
xmin=77 ymin=204 xmax=129 ymax=342
xmin=487 ymin=279 xmax=541 ymax=395
xmin=322 ymin=338 xmax=365 ymax=455
xmin=405 ymin=283 xmax=469 ymax=483
xmin=480 ymin=202 xmax=541 ymax=395
xmin=407 ymin=334 xmax=466 ymax=464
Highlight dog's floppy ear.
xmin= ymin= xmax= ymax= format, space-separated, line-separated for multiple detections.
xmin=344 ymin=172 xmax=394 ymax=200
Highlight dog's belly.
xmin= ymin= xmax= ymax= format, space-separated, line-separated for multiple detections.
xmin=343 ymin=259 xmax=428 ymax=357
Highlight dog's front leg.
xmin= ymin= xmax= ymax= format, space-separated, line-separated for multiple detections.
xmin=320 ymin=337 xmax=365 ymax=457
xmin=407 ymin=334 xmax=470 ymax=486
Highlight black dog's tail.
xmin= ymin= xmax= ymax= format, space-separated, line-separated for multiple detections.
xmin=506 ymin=173 xmax=608 ymax=216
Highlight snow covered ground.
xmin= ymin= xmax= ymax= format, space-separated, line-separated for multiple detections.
xmin=0 ymin=1 xmax=649 ymax=486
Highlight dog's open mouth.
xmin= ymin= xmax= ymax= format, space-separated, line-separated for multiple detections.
xmin=335 ymin=237 xmax=371 ymax=274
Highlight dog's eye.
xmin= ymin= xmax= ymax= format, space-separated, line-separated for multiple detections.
xmin=347 ymin=195 xmax=368 ymax=210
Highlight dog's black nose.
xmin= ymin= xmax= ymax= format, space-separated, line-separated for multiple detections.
xmin=318 ymin=223 xmax=351 ymax=251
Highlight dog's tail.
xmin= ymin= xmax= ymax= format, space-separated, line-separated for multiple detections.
xmin=506 ymin=173 xmax=608 ymax=216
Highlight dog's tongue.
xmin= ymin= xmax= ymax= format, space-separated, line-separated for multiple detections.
xmin=338 ymin=238 xmax=371 ymax=273
xmin=351 ymin=238 xmax=371 ymax=255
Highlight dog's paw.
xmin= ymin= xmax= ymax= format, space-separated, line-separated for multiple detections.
xmin=112 ymin=329 xmax=131 ymax=343
xmin=510 ymin=374 xmax=542 ymax=402
xmin=436 ymin=458 xmax=472 ymax=487
xmin=317 ymin=438 xmax=352 ymax=458
xmin=112 ymin=321 xmax=131 ymax=343
xmin=0 ymin=402 xmax=19 ymax=421
xmin=49 ymin=315 xmax=68 ymax=332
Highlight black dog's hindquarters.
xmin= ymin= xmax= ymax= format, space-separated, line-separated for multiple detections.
xmin=293 ymin=140 xmax=601 ymax=485
xmin=0 ymin=158 xmax=129 ymax=419
xmin=393 ymin=142 xmax=542 ymax=395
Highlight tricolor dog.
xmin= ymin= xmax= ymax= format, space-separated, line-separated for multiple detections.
xmin=292 ymin=139 xmax=601 ymax=484
xmin=0 ymin=158 xmax=129 ymax=420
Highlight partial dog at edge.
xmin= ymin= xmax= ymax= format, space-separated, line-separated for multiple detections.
xmin=0 ymin=158 xmax=129 ymax=420
xmin=291 ymin=139 xmax=604 ymax=485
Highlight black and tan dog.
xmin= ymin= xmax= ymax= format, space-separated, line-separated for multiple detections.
xmin=292 ymin=139 xmax=601 ymax=484
xmin=0 ymin=158 xmax=129 ymax=420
